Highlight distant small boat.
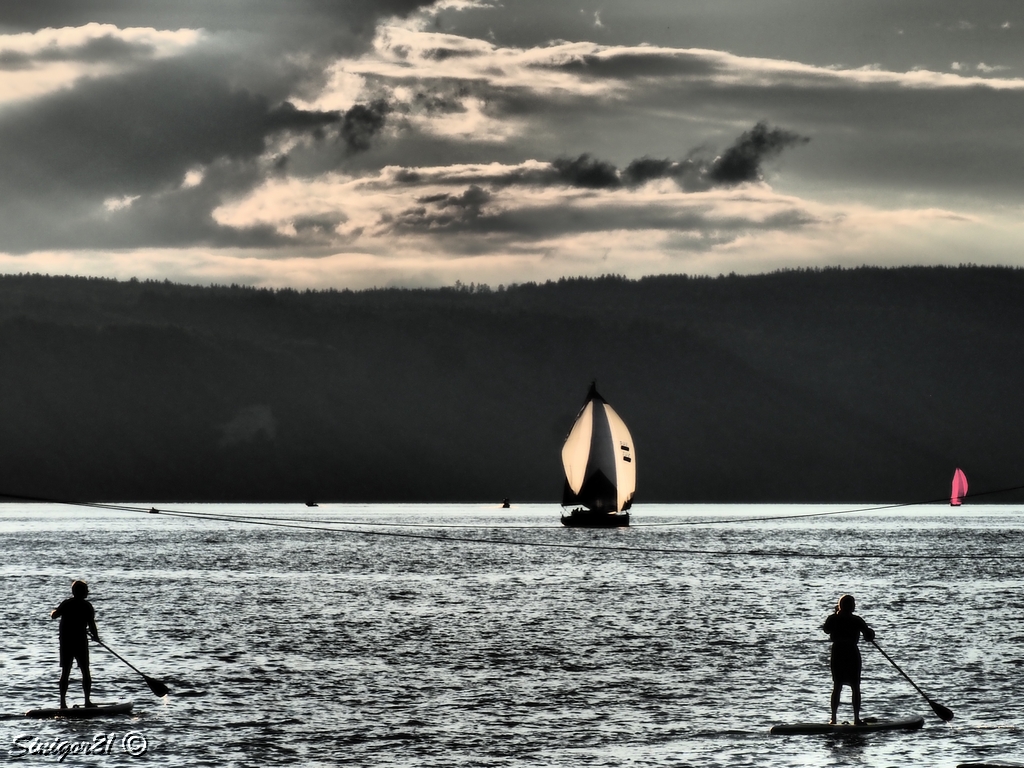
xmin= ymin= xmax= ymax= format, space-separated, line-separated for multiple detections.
xmin=305 ymin=501 xmax=319 ymax=508
xmin=950 ymin=468 xmax=968 ymax=506
xmin=560 ymin=382 xmax=635 ymax=527
xmin=501 ymin=498 xmax=510 ymax=509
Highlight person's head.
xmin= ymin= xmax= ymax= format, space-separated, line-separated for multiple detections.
xmin=837 ymin=594 xmax=855 ymax=613
xmin=71 ymin=580 xmax=89 ymax=599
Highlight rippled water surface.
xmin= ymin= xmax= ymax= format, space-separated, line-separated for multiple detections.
xmin=2 ymin=503 xmax=1023 ymax=767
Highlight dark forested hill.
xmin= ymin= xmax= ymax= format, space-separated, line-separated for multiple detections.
xmin=1 ymin=266 xmax=1022 ymax=504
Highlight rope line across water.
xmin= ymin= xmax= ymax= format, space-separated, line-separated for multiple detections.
xmin=2 ymin=488 xmax=1022 ymax=559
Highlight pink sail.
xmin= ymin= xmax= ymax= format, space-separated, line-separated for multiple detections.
xmin=950 ymin=468 xmax=968 ymax=506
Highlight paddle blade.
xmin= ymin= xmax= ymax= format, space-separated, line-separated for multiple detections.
xmin=144 ymin=675 xmax=170 ymax=698
xmin=930 ymin=699 xmax=954 ymax=722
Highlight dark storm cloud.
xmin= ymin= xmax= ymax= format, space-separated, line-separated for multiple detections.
xmin=621 ymin=157 xmax=675 ymax=185
xmin=618 ymin=156 xmax=716 ymax=191
xmin=273 ymin=99 xmax=393 ymax=176
xmin=551 ymin=154 xmax=620 ymax=189
xmin=616 ymin=122 xmax=810 ymax=190
xmin=340 ymin=99 xmax=391 ymax=153
xmin=387 ymin=122 xmax=808 ymax=193
xmin=707 ymin=121 xmax=810 ymax=184
xmin=397 ymin=184 xmax=492 ymax=230
xmin=554 ymin=122 xmax=808 ymax=191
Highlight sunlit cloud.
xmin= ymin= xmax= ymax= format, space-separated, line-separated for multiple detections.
xmin=181 ymin=169 xmax=204 ymax=189
xmin=3 ymin=203 xmax=1016 ymax=291
xmin=2 ymin=3 xmax=1024 ymax=289
xmin=344 ymin=26 xmax=628 ymax=97
xmin=290 ymin=62 xmax=367 ymax=113
xmin=0 ymin=23 xmax=203 ymax=105
xmin=103 ymin=194 xmax=140 ymax=211
xmin=335 ymin=27 xmax=1024 ymax=104
xmin=393 ymin=91 xmax=525 ymax=141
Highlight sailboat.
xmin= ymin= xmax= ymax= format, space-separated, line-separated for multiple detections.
xmin=560 ymin=382 xmax=635 ymax=527
xmin=950 ymin=468 xmax=968 ymax=506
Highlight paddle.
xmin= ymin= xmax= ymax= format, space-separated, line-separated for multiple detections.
xmin=95 ymin=639 xmax=170 ymax=698
xmin=870 ymin=638 xmax=953 ymax=722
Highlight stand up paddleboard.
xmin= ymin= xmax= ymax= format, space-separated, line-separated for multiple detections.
xmin=770 ymin=715 xmax=924 ymax=735
xmin=25 ymin=701 xmax=133 ymax=719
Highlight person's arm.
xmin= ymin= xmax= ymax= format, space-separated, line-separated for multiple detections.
xmin=50 ymin=600 xmax=64 ymax=620
xmin=87 ymin=605 xmax=99 ymax=641
xmin=859 ymin=617 xmax=875 ymax=642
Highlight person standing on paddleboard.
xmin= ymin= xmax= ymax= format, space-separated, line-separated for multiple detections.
xmin=50 ymin=579 xmax=99 ymax=709
xmin=823 ymin=594 xmax=875 ymax=725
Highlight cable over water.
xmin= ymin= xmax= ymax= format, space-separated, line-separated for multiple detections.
xmin=1 ymin=489 xmax=1022 ymax=559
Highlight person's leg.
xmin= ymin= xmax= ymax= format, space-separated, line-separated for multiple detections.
xmin=78 ymin=648 xmax=93 ymax=706
xmin=830 ymin=682 xmax=842 ymax=724
xmin=81 ymin=664 xmax=93 ymax=706
xmin=58 ymin=665 xmax=71 ymax=709
xmin=851 ymin=681 xmax=862 ymax=725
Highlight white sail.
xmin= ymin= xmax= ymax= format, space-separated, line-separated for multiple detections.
xmin=605 ymin=403 xmax=636 ymax=512
xmin=562 ymin=401 xmax=595 ymax=495
xmin=561 ymin=384 xmax=635 ymax=513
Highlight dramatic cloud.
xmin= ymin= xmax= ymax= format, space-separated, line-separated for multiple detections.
xmin=0 ymin=58 xmax=371 ymax=251
xmin=707 ymin=122 xmax=810 ymax=185
xmin=339 ymin=99 xmax=391 ymax=153
xmin=0 ymin=24 xmax=203 ymax=104
xmin=551 ymin=155 xmax=621 ymax=189
xmin=1 ymin=2 xmax=1024 ymax=287
xmin=373 ymin=121 xmax=809 ymax=194
xmin=618 ymin=123 xmax=811 ymax=191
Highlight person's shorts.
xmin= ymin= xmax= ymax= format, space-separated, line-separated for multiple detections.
xmin=830 ymin=648 xmax=862 ymax=684
xmin=59 ymin=641 xmax=89 ymax=669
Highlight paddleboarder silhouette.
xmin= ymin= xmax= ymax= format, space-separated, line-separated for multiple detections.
xmin=50 ymin=579 xmax=99 ymax=709
xmin=823 ymin=594 xmax=875 ymax=725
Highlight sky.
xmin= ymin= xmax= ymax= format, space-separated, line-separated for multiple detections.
xmin=1 ymin=1 xmax=1023 ymax=290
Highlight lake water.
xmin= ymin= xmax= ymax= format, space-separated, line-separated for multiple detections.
xmin=1 ymin=502 xmax=1022 ymax=767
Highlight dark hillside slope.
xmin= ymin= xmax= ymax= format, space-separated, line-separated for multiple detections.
xmin=0 ymin=267 xmax=1021 ymax=503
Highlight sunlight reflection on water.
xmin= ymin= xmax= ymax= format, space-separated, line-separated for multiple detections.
xmin=1 ymin=503 xmax=1022 ymax=767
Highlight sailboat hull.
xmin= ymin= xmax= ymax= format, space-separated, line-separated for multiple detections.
xmin=560 ymin=509 xmax=630 ymax=527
